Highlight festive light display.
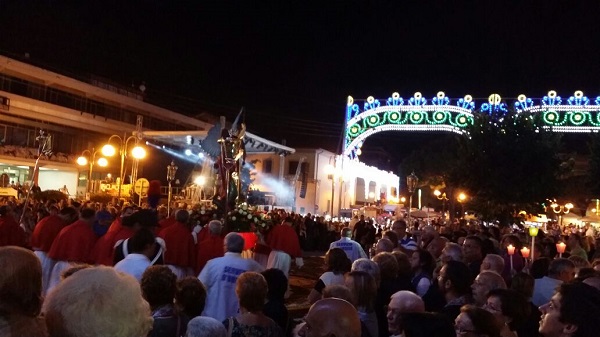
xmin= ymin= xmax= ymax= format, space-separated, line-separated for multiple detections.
xmin=344 ymin=90 xmax=600 ymax=159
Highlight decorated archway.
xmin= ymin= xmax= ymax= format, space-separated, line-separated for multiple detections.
xmin=344 ymin=90 xmax=600 ymax=160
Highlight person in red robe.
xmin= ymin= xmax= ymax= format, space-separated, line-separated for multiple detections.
xmin=30 ymin=206 xmax=78 ymax=295
xmin=91 ymin=206 xmax=135 ymax=265
xmin=195 ymin=219 xmax=225 ymax=274
xmin=158 ymin=206 xmax=178 ymax=231
xmin=0 ymin=205 xmax=27 ymax=248
xmin=158 ymin=209 xmax=196 ymax=279
xmin=266 ymin=217 xmax=303 ymax=278
xmin=47 ymin=208 xmax=98 ymax=293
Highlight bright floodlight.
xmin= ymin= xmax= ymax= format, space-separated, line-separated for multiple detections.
xmin=433 ymin=189 xmax=441 ymax=197
xmin=184 ymin=149 xmax=193 ymax=156
xmin=102 ymin=144 xmax=116 ymax=157
xmin=195 ymin=176 xmax=206 ymax=186
xmin=198 ymin=152 xmax=204 ymax=158
xmin=458 ymin=193 xmax=467 ymax=202
xmin=76 ymin=156 xmax=88 ymax=166
xmin=131 ymin=146 xmax=146 ymax=159
xmin=97 ymin=157 xmax=108 ymax=167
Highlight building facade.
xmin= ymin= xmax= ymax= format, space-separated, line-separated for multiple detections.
xmin=247 ymin=148 xmax=400 ymax=216
xmin=0 ymin=54 xmax=212 ymax=197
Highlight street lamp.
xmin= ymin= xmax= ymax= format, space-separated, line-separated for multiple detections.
xmin=457 ymin=192 xmax=467 ymax=219
xmin=167 ymin=160 xmax=178 ymax=217
xmin=76 ymin=149 xmax=108 ymax=194
xmin=102 ymin=134 xmax=146 ymax=198
xmin=550 ymin=201 xmax=573 ymax=229
xmin=434 ymin=189 xmax=449 ymax=219
xmin=406 ymin=172 xmax=418 ymax=220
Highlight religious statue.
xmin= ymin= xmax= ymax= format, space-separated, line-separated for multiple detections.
xmin=217 ymin=120 xmax=246 ymax=209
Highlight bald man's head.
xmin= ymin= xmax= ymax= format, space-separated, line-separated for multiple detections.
xmin=387 ymin=291 xmax=425 ymax=334
xmin=299 ymin=298 xmax=361 ymax=337
xmin=472 ymin=271 xmax=507 ymax=306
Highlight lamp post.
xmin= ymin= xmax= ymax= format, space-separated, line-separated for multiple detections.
xmin=457 ymin=192 xmax=467 ymax=219
xmin=77 ymin=149 xmax=108 ymax=194
xmin=550 ymin=201 xmax=573 ymax=229
xmin=433 ymin=189 xmax=449 ymax=220
xmin=166 ymin=160 xmax=178 ymax=217
xmin=529 ymin=225 xmax=539 ymax=262
xmin=406 ymin=172 xmax=418 ymax=221
xmin=101 ymin=134 xmax=146 ymax=199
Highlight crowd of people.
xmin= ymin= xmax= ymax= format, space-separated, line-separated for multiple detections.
xmin=305 ymin=215 xmax=600 ymax=337
xmin=2 ymin=196 xmax=600 ymax=337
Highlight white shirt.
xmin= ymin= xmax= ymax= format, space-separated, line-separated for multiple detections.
xmin=330 ymin=237 xmax=368 ymax=262
xmin=114 ymin=253 xmax=151 ymax=282
xmin=199 ymin=252 xmax=265 ymax=322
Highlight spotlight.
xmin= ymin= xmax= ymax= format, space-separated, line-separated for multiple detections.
xmin=162 ymin=145 xmax=165 ymax=149
xmin=184 ymin=149 xmax=192 ymax=156
xmin=198 ymin=152 xmax=204 ymax=158
xmin=145 ymin=141 xmax=149 ymax=145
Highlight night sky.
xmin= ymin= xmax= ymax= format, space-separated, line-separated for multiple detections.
xmin=1 ymin=1 xmax=600 ymax=170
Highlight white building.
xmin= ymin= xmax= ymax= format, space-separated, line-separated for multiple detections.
xmin=246 ymin=148 xmax=400 ymax=216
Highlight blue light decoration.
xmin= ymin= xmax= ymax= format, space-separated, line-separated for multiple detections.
xmin=363 ymin=96 xmax=381 ymax=111
xmin=567 ymin=91 xmax=590 ymax=106
xmin=408 ymin=92 xmax=428 ymax=106
xmin=343 ymin=90 xmax=600 ymax=160
xmin=386 ymin=92 xmax=405 ymax=106
xmin=514 ymin=94 xmax=534 ymax=112
xmin=346 ymin=96 xmax=361 ymax=121
xmin=480 ymin=94 xmax=508 ymax=114
xmin=457 ymin=95 xmax=475 ymax=111
xmin=542 ymin=90 xmax=562 ymax=106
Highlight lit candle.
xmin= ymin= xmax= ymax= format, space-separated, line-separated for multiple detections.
xmin=556 ymin=242 xmax=566 ymax=257
xmin=521 ymin=247 xmax=530 ymax=258
xmin=507 ymin=244 xmax=515 ymax=271
xmin=507 ymin=244 xmax=515 ymax=255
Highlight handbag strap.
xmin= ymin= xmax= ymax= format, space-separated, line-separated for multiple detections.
xmin=227 ymin=317 xmax=234 ymax=337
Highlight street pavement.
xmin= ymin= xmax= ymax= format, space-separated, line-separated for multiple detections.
xmin=286 ymin=252 xmax=325 ymax=318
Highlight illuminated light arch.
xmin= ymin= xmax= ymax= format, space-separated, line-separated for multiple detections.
xmin=344 ymin=90 xmax=600 ymax=160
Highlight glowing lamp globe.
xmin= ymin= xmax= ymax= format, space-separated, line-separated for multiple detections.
xmin=76 ymin=156 xmax=88 ymax=166
xmin=131 ymin=146 xmax=146 ymax=159
xmin=102 ymin=144 xmax=116 ymax=157
xmin=97 ymin=158 xmax=108 ymax=167
xmin=529 ymin=226 xmax=539 ymax=237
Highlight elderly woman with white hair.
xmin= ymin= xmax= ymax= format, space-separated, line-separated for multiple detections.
xmin=186 ymin=316 xmax=226 ymax=337
xmin=43 ymin=266 xmax=153 ymax=337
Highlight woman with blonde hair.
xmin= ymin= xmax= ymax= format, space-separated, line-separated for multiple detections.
xmin=345 ymin=270 xmax=378 ymax=337
xmin=44 ymin=266 xmax=153 ymax=337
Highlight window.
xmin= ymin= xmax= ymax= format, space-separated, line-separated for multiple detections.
xmin=288 ymin=161 xmax=299 ymax=175
xmin=263 ymin=159 xmax=272 ymax=173
xmin=288 ymin=161 xmax=308 ymax=176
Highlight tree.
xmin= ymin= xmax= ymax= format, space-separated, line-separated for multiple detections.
xmin=587 ymin=135 xmax=600 ymax=196
xmin=450 ymin=111 xmax=563 ymax=225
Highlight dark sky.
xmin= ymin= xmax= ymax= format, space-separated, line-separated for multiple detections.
xmin=1 ymin=1 xmax=600 ymax=169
